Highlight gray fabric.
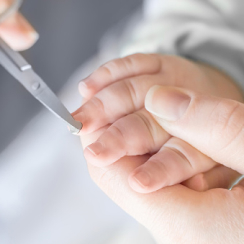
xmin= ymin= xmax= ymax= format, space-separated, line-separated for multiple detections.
xmin=122 ymin=0 xmax=244 ymax=97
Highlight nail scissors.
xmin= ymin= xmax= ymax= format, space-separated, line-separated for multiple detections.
xmin=0 ymin=38 xmax=82 ymax=134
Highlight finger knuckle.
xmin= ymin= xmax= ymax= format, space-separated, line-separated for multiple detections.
xmin=90 ymin=96 xmax=105 ymax=113
xmin=100 ymin=64 xmax=114 ymax=79
xmin=124 ymin=79 xmax=138 ymax=109
xmin=165 ymin=144 xmax=193 ymax=169
xmin=124 ymin=53 xmax=161 ymax=74
xmin=101 ymin=55 xmax=138 ymax=77
xmin=164 ymin=137 xmax=215 ymax=172
xmin=126 ymin=53 xmax=147 ymax=64
xmin=133 ymin=111 xmax=158 ymax=151
xmin=120 ymin=54 xmax=145 ymax=73
xmin=149 ymin=157 xmax=172 ymax=185
xmin=209 ymin=101 xmax=244 ymax=151
xmin=187 ymin=173 xmax=209 ymax=192
xmin=109 ymin=124 xmax=125 ymax=141
xmin=129 ymin=53 xmax=147 ymax=59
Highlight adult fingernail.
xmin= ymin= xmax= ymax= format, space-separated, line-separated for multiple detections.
xmin=17 ymin=14 xmax=39 ymax=42
xmin=133 ymin=171 xmax=151 ymax=188
xmin=86 ymin=141 xmax=104 ymax=156
xmin=28 ymin=31 xmax=39 ymax=42
xmin=145 ymin=86 xmax=191 ymax=121
xmin=0 ymin=0 xmax=8 ymax=13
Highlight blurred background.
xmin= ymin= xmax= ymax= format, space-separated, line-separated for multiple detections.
xmin=0 ymin=0 xmax=156 ymax=244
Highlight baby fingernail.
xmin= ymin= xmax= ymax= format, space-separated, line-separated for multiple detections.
xmin=16 ymin=13 xmax=39 ymax=39
xmin=78 ymin=81 xmax=90 ymax=97
xmin=79 ymin=81 xmax=88 ymax=91
xmin=133 ymin=171 xmax=151 ymax=188
xmin=86 ymin=142 xmax=104 ymax=156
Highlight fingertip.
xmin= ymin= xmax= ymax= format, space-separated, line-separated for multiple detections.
xmin=182 ymin=174 xmax=209 ymax=192
xmin=73 ymin=112 xmax=90 ymax=135
xmin=28 ymin=30 xmax=39 ymax=41
xmin=18 ymin=13 xmax=39 ymax=49
xmin=84 ymin=141 xmax=113 ymax=167
xmin=128 ymin=170 xmax=154 ymax=194
xmin=0 ymin=12 xmax=39 ymax=51
xmin=86 ymin=141 xmax=104 ymax=156
xmin=78 ymin=81 xmax=90 ymax=98
xmin=78 ymin=73 xmax=100 ymax=99
xmin=83 ymin=145 xmax=102 ymax=167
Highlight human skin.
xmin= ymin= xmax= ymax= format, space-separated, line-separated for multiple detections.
xmin=79 ymin=85 xmax=244 ymax=244
xmin=0 ymin=0 xmax=38 ymax=50
xmin=73 ymin=53 xmax=243 ymax=193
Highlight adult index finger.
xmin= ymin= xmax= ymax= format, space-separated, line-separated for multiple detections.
xmin=0 ymin=2 xmax=38 ymax=51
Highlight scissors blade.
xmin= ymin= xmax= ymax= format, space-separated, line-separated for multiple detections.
xmin=0 ymin=38 xmax=82 ymax=134
xmin=35 ymin=78 xmax=83 ymax=134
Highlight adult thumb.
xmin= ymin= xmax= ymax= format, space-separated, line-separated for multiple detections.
xmin=145 ymin=85 xmax=244 ymax=174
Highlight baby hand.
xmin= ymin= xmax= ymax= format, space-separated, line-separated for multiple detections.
xmin=73 ymin=53 xmax=241 ymax=193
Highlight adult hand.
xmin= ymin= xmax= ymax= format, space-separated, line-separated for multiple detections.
xmin=82 ymin=87 xmax=244 ymax=243
xmin=0 ymin=0 xmax=38 ymax=50
xmin=75 ymin=54 xmax=242 ymax=193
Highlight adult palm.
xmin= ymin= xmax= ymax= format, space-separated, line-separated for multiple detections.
xmin=81 ymin=86 xmax=244 ymax=244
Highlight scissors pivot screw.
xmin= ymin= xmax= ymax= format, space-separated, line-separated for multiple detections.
xmin=32 ymin=82 xmax=40 ymax=90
